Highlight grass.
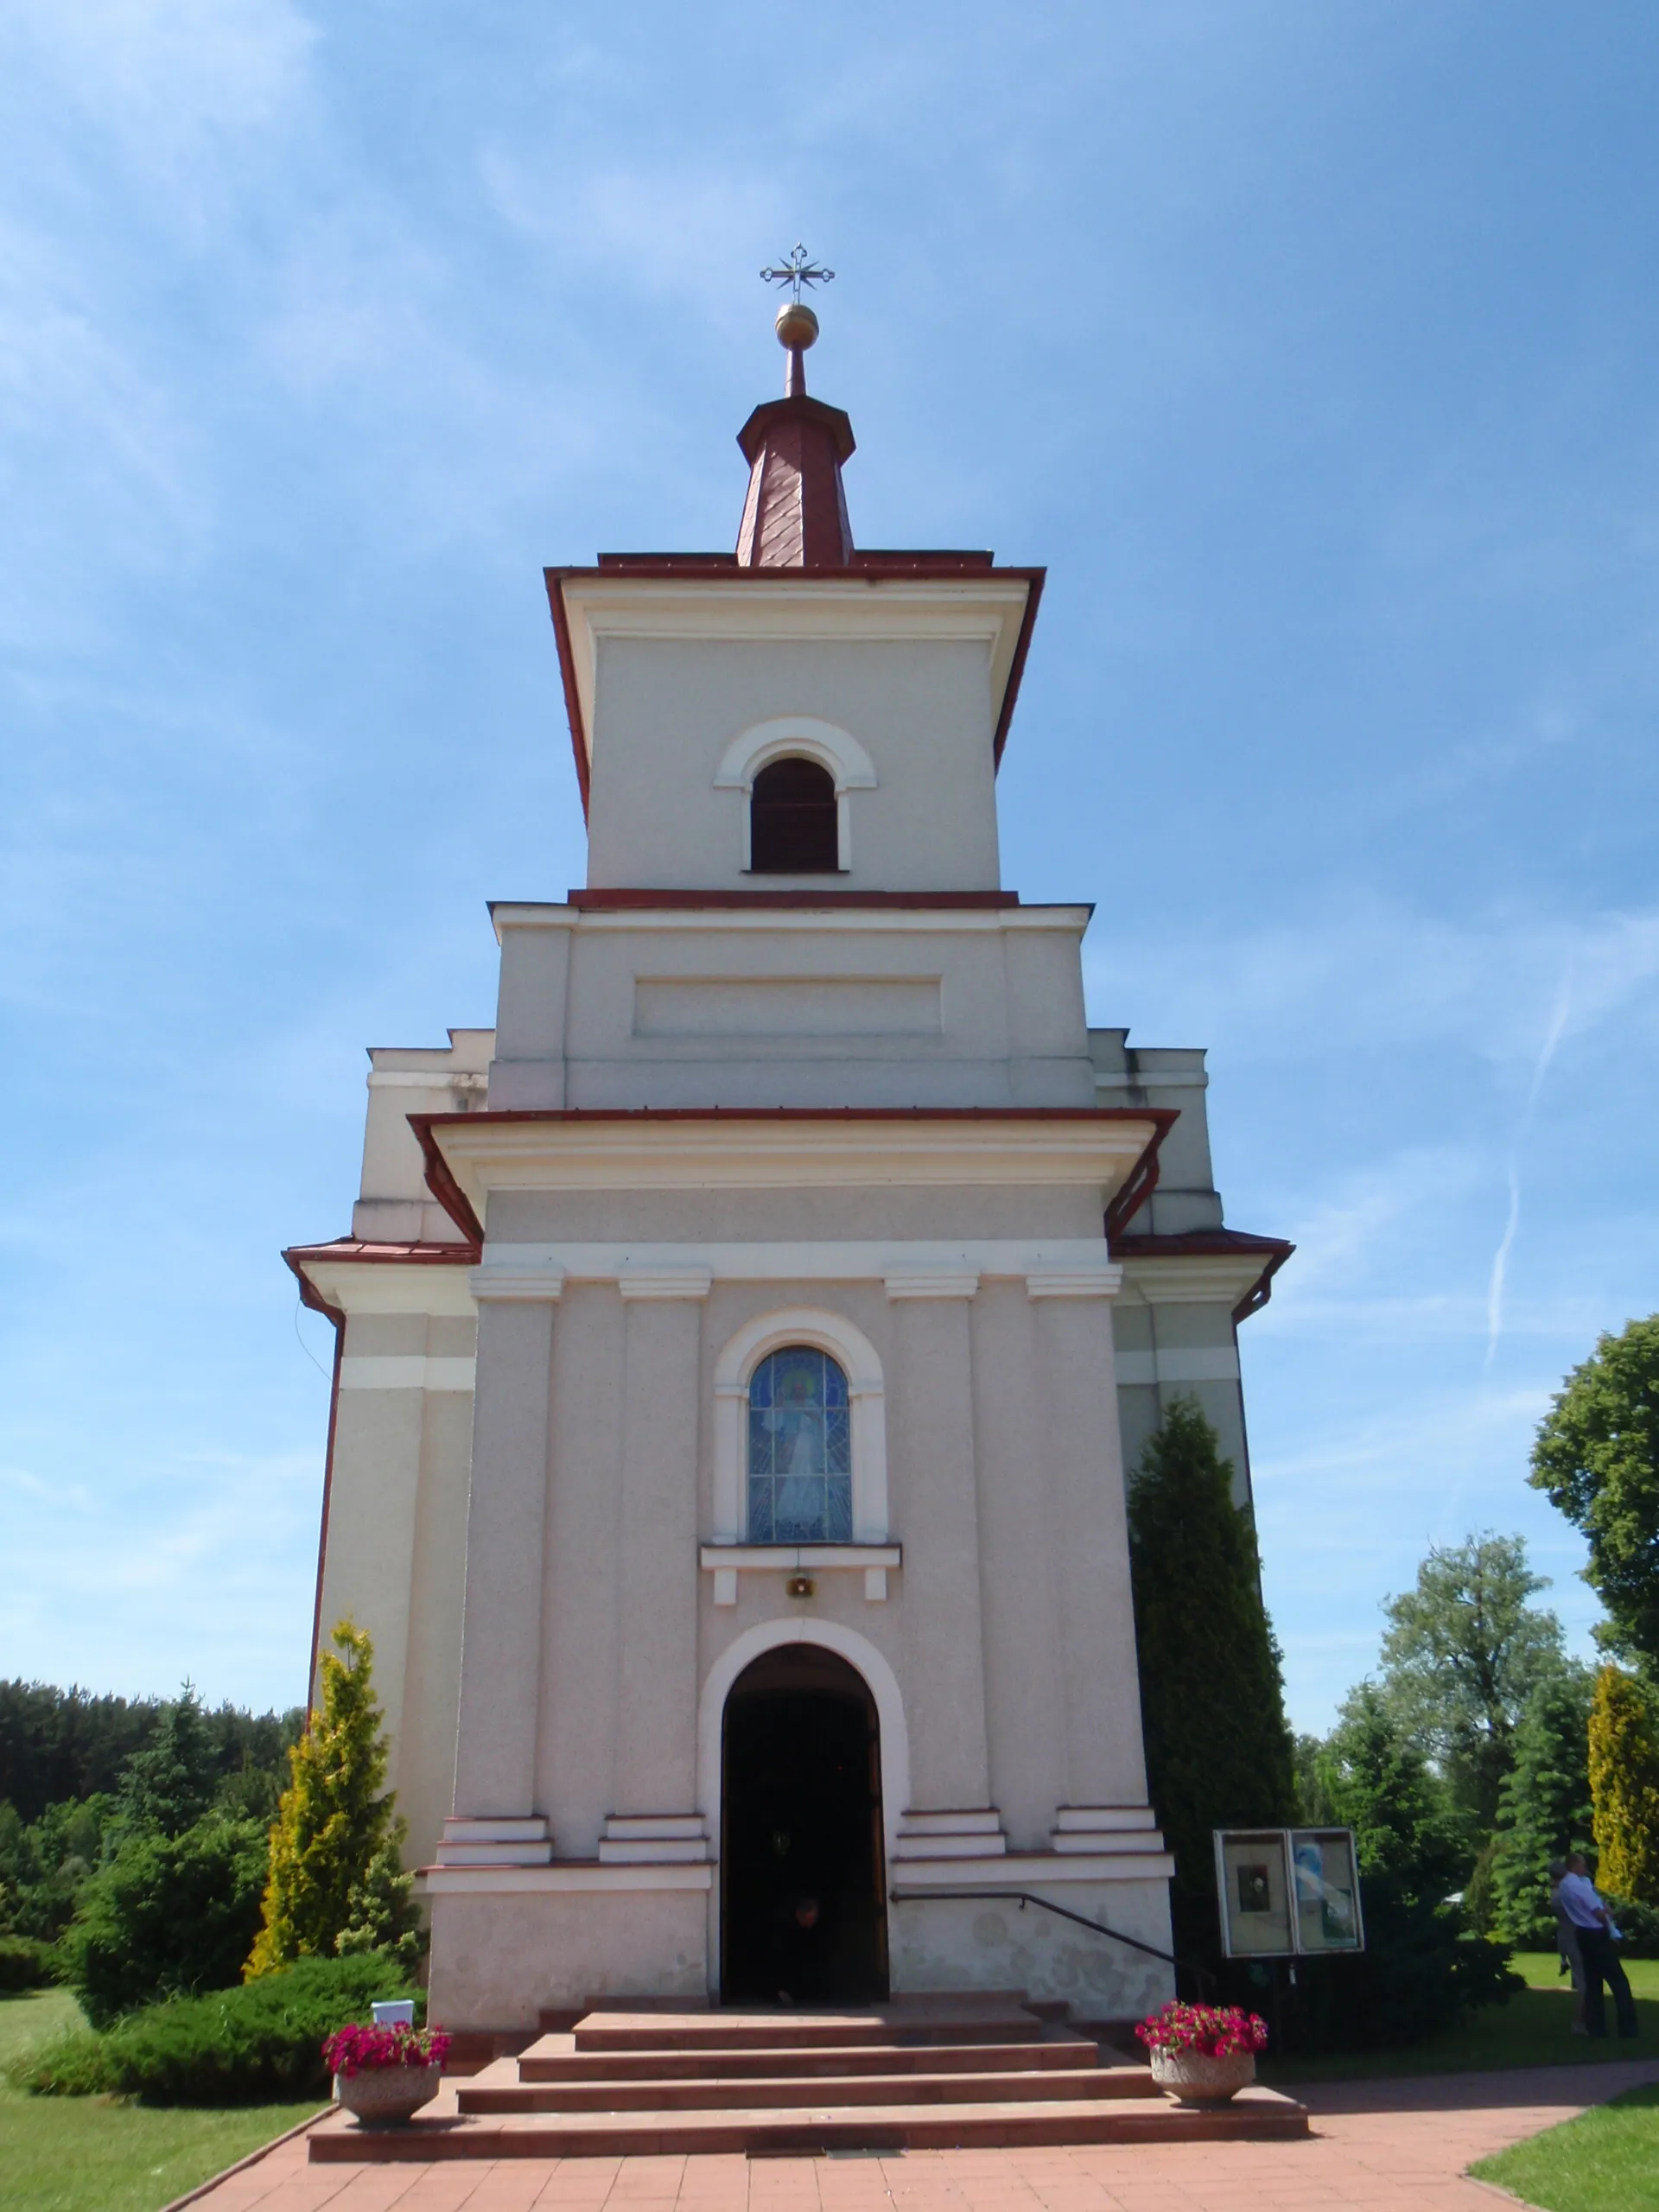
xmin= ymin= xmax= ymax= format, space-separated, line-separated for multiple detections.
xmin=1471 ymin=2082 xmax=1659 ymax=2212
xmin=0 ymin=1988 xmax=323 ymax=2212
xmin=1261 ymin=1950 xmax=1659 ymax=2085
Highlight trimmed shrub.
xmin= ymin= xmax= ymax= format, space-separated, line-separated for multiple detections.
xmin=61 ymin=1816 xmax=269 ymax=2028
xmin=0 ymin=1934 xmax=57 ymax=1990
xmin=10 ymin=1953 xmax=418 ymax=2103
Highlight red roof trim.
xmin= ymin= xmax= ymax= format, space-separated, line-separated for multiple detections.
xmin=283 ymin=1238 xmax=479 ymax=1269
xmin=566 ymin=887 xmax=1020 ymax=912
xmin=544 ymin=563 xmax=1046 ymax=821
xmin=1111 ymin=1229 xmax=1296 ymax=1325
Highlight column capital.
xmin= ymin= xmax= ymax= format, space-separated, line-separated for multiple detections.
xmin=618 ymin=1266 xmax=714 ymax=1301
xmin=469 ymin=1263 xmax=566 ymax=1301
xmin=885 ymin=1267 xmax=981 ymax=1300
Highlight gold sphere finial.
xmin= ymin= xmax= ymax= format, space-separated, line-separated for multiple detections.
xmin=774 ymin=298 xmax=820 ymax=351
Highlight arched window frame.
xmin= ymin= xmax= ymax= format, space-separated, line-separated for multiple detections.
xmin=713 ymin=717 xmax=878 ymax=874
xmin=713 ymin=1307 xmax=888 ymax=1546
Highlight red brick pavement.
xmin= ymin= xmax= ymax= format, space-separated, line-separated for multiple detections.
xmin=175 ymin=2060 xmax=1659 ymax=2212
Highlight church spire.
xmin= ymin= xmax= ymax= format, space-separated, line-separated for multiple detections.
xmin=736 ymin=247 xmax=855 ymax=568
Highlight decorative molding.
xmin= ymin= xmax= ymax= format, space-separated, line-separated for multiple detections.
xmin=293 ymin=1259 xmax=479 ymax=1321
xmin=697 ymin=1619 xmax=912 ymax=1872
xmin=714 ymin=715 xmax=878 ymax=794
xmin=701 ymin=1543 xmax=901 ymax=1605
xmin=479 ymin=1238 xmax=1120 ymax=1287
xmin=889 ymin=1850 xmax=1175 ymax=1886
xmin=467 ymin=1265 xmax=566 ymax=1303
xmin=1117 ymin=1256 xmax=1269 ymax=1306
xmin=493 ymin=902 xmax=1090 ymax=937
xmin=711 ymin=1307 xmax=887 ymax=1543
xmin=421 ymin=1862 xmax=714 ymax=1895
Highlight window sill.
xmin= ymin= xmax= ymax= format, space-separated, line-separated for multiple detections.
xmin=699 ymin=1542 xmax=900 ymax=1605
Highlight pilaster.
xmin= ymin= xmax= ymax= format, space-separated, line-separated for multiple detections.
xmin=449 ymin=1272 xmax=560 ymax=1826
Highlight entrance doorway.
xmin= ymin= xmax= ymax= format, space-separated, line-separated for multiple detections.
xmin=720 ymin=1643 xmax=887 ymax=2004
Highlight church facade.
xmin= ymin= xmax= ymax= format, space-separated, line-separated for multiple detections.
xmin=286 ymin=305 xmax=1290 ymax=2031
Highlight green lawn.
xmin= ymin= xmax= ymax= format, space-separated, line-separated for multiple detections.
xmin=0 ymin=1989 xmax=322 ymax=2212
xmin=1262 ymin=1950 xmax=1659 ymax=2084
xmin=1472 ymin=2082 xmax=1659 ymax=2212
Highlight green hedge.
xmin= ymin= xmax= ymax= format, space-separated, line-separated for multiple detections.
xmin=0 ymin=1935 xmax=58 ymax=1991
xmin=10 ymin=1953 xmax=419 ymax=2105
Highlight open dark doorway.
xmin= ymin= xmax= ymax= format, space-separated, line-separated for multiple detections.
xmin=721 ymin=1643 xmax=887 ymax=2004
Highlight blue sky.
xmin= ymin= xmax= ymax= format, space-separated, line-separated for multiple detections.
xmin=3 ymin=3 xmax=1656 ymax=1731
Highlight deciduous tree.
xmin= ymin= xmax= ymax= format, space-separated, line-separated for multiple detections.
xmin=1376 ymin=1533 xmax=1563 ymax=1834
xmin=1531 ymin=1316 xmax=1659 ymax=1673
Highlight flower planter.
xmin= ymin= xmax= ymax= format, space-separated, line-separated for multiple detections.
xmin=1149 ymin=2046 xmax=1255 ymax=2105
xmin=335 ymin=2061 xmax=442 ymax=2126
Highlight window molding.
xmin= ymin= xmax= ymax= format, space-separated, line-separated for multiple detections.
xmin=712 ymin=1306 xmax=888 ymax=1545
xmin=714 ymin=717 xmax=877 ymax=874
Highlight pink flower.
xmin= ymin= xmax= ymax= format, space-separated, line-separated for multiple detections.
xmin=1134 ymin=2001 xmax=1268 ymax=2058
xmin=322 ymin=2022 xmax=452 ymax=2077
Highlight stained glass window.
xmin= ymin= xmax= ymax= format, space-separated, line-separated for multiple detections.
xmin=747 ymin=1345 xmax=852 ymax=1543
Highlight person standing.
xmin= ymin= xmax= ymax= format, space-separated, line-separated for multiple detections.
xmin=1547 ymin=1859 xmax=1587 ymax=2034
xmin=1557 ymin=1853 xmax=1639 ymax=2039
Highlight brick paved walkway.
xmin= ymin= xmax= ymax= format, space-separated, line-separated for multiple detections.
xmin=180 ymin=2060 xmax=1659 ymax=2212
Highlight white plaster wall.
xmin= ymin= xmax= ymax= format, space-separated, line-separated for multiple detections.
xmin=489 ymin=911 xmax=1097 ymax=1113
xmin=354 ymin=1031 xmax=493 ymax=1243
xmin=584 ymin=638 xmax=1001 ymax=893
xmin=429 ymin=1891 xmax=709 ymax=2027
xmin=313 ymin=1306 xmax=476 ymax=1871
xmin=889 ymin=1881 xmax=1174 ymax=2018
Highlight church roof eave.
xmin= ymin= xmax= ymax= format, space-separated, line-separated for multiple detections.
xmin=544 ymin=563 xmax=1044 ymax=819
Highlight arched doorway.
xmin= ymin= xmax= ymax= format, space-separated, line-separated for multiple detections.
xmin=720 ymin=1643 xmax=887 ymax=2004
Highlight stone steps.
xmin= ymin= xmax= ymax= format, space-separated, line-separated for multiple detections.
xmin=518 ymin=2034 xmax=1100 ymax=2081
xmin=309 ymin=2085 xmax=1309 ymax=2161
xmin=458 ymin=2061 xmax=1157 ymax=2113
xmin=309 ymin=1998 xmax=1309 ymax=2164
xmin=569 ymin=2002 xmax=1041 ymax=2052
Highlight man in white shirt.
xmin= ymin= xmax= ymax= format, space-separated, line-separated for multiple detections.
xmin=1557 ymin=1854 xmax=1638 ymax=2039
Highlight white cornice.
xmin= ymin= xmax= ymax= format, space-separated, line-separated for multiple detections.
xmin=1118 ymin=1256 xmax=1267 ymax=1306
xmin=296 ymin=1260 xmax=477 ymax=1319
xmin=432 ymin=1116 xmax=1154 ymax=1214
xmin=556 ymin=574 xmax=1033 ymax=782
xmin=478 ymin=1239 xmax=1120 ymax=1287
xmin=491 ymin=903 xmax=1091 ymax=939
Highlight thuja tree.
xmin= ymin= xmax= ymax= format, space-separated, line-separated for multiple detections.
xmin=1588 ymin=1665 xmax=1659 ymax=1904
xmin=246 ymin=1621 xmax=422 ymax=1977
xmin=1489 ymin=1665 xmax=1594 ymax=1945
xmin=1128 ymin=1397 xmax=1296 ymax=1966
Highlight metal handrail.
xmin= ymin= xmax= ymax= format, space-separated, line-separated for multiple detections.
xmin=889 ymin=1885 xmax=1215 ymax=1999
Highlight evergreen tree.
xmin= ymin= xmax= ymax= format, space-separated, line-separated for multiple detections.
xmin=1303 ymin=1682 xmax=1516 ymax=2045
xmin=63 ymin=1816 xmax=269 ymax=2026
xmin=1376 ymin=1533 xmax=1564 ymax=1835
xmin=117 ymin=1683 xmax=219 ymax=1837
xmin=1489 ymin=1666 xmax=1594 ymax=1944
xmin=1588 ymin=1664 xmax=1659 ymax=1904
xmin=246 ymin=1621 xmax=421 ymax=1977
xmin=1128 ymin=1397 xmax=1297 ymax=1964
xmin=1531 ymin=1317 xmax=1659 ymax=1673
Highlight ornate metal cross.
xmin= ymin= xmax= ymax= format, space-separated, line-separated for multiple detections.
xmin=760 ymin=245 xmax=836 ymax=302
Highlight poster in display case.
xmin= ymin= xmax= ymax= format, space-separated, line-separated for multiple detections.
xmin=1213 ymin=1827 xmax=1365 ymax=1957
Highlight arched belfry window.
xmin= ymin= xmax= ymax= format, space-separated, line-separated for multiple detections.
xmin=747 ymin=1346 xmax=852 ymax=1542
xmin=750 ymin=757 xmax=839 ymax=873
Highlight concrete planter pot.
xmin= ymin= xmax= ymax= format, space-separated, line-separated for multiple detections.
xmin=335 ymin=2062 xmax=442 ymax=2126
xmin=1149 ymin=2047 xmax=1255 ymax=2105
